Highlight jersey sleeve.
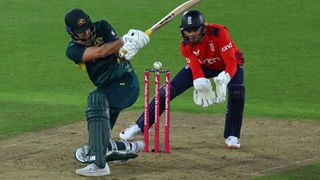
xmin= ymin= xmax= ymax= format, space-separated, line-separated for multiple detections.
xmin=180 ymin=43 xmax=205 ymax=79
xmin=65 ymin=42 xmax=86 ymax=64
xmin=100 ymin=20 xmax=119 ymax=42
xmin=217 ymin=28 xmax=238 ymax=78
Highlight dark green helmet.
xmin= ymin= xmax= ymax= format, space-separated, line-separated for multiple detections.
xmin=65 ymin=9 xmax=96 ymax=46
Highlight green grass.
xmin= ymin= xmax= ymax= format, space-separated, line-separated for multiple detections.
xmin=253 ymin=162 xmax=320 ymax=180
xmin=0 ymin=0 xmax=319 ymax=178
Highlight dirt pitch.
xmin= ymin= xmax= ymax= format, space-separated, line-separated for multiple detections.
xmin=0 ymin=111 xmax=319 ymax=180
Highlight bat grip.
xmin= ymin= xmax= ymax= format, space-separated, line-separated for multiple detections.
xmin=145 ymin=29 xmax=153 ymax=36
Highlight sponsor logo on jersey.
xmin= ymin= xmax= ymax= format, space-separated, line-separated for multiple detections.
xmin=192 ymin=49 xmax=200 ymax=56
xmin=221 ymin=42 xmax=232 ymax=52
xmin=94 ymin=37 xmax=104 ymax=46
xmin=200 ymin=56 xmax=221 ymax=65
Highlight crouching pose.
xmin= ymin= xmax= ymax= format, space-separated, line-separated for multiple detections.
xmin=64 ymin=9 xmax=149 ymax=176
xmin=119 ymin=10 xmax=245 ymax=149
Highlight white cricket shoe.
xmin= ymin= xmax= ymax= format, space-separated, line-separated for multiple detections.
xmin=225 ymin=136 xmax=241 ymax=149
xmin=130 ymin=140 xmax=145 ymax=153
xmin=76 ymin=163 xmax=110 ymax=177
xmin=119 ymin=124 xmax=142 ymax=140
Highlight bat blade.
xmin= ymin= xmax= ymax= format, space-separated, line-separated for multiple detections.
xmin=145 ymin=0 xmax=201 ymax=36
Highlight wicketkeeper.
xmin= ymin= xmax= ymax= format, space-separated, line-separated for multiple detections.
xmin=120 ymin=10 xmax=245 ymax=149
xmin=64 ymin=9 xmax=149 ymax=176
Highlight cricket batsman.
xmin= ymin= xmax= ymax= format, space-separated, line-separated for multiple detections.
xmin=120 ymin=10 xmax=245 ymax=149
xmin=64 ymin=9 xmax=149 ymax=176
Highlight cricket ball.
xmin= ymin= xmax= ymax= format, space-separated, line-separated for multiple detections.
xmin=153 ymin=61 xmax=162 ymax=70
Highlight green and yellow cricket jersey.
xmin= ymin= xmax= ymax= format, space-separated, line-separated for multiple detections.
xmin=66 ymin=20 xmax=131 ymax=87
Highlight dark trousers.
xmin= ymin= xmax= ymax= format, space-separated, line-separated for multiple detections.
xmin=99 ymin=71 xmax=140 ymax=129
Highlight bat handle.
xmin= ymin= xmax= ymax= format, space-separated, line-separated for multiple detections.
xmin=145 ymin=29 xmax=153 ymax=36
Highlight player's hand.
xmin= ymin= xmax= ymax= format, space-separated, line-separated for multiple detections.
xmin=193 ymin=78 xmax=216 ymax=107
xmin=213 ymin=71 xmax=231 ymax=104
xmin=122 ymin=29 xmax=150 ymax=49
xmin=119 ymin=41 xmax=139 ymax=60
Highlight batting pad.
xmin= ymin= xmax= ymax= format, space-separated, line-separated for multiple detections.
xmin=86 ymin=90 xmax=111 ymax=168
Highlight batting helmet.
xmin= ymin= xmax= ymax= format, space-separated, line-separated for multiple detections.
xmin=180 ymin=10 xmax=206 ymax=44
xmin=65 ymin=9 xmax=96 ymax=46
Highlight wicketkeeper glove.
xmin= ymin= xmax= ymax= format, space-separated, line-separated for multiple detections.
xmin=213 ymin=71 xmax=231 ymax=104
xmin=193 ymin=78 xmax=216 ymax=107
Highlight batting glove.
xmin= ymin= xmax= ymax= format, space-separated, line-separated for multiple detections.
xmin=213 ymin=71 xmax=231 ymax=104
xmin=119 ymin=41 xmax=139 ymax=60
xmin=122 ymin=29 xmax=150 ymax=49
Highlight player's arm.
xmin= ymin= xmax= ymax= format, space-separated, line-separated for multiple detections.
xmin=180 ymin=44 xmax=215 ymax=107
xmin=82 ymin=29 xmax=150 ymax=62
xmin=218 ymin=28 xmax=238 ymax=78
xmin=180 ymin=44 xmax=204 ymax=79
xmin=81 ymin=39 xmax=123 ymax=62
xmin=214 ymin=28 xmax=238 ymax=103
